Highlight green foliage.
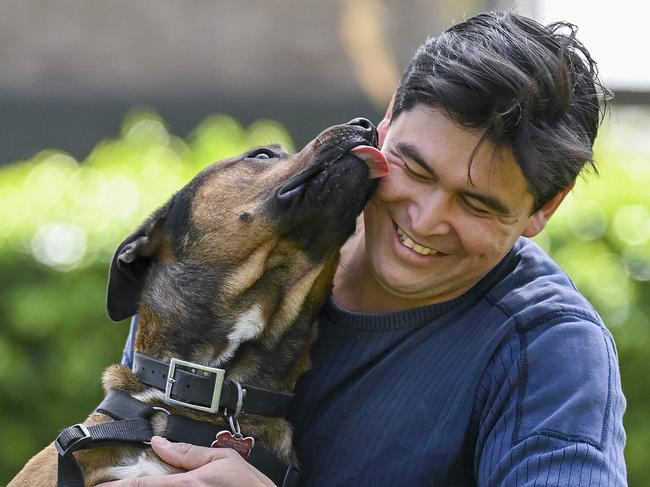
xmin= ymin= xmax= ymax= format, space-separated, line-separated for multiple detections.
xmin=1 ymin=108 xmax=648 ymax=484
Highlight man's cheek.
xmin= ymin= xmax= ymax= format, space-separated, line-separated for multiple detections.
xmin=375 ymin=167 xmax=411 ymax=201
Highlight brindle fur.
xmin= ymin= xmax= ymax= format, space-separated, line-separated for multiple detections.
xmin=10 ymin=122 xmax=377 ymax=486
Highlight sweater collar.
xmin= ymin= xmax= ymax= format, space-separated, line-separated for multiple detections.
xmin=323 ymin=240 xmax=521 ymax=331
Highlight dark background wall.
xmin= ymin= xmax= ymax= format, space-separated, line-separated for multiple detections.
xmin=0 ymin=0 xmax=514 ymax=163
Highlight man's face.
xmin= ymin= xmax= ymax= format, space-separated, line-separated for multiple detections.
xmin=359 ymin=103 xmax=555 ymax=308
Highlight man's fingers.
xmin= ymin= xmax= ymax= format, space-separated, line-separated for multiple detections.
xmin=150 ymin=435 xmax=241 ymax=470
xmin=94 ymin=437 xmax=277 ymax=487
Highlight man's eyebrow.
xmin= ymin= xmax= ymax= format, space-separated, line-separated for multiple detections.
xmin=396 ymin=143 xmax=435 ymax=176
xmin=461 ymin=189 xmax=511 ymax=215
xmin=396 ymin=142 xmax=511 ymax=215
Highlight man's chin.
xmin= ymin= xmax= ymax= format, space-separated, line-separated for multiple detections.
xmin=374 ymin=270 xmax=441 ymax=302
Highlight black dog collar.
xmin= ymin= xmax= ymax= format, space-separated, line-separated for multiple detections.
xmin=132 ymin=352 xmax=294 ymax=417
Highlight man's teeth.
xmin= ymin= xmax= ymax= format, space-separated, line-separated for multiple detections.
xmin=397 ymin=227 xmax=437 ymax=256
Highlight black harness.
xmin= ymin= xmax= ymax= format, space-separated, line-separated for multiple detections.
xmin=55 ymin=352 xmax=300 ymax=487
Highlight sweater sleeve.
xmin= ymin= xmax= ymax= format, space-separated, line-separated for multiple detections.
xmin=120 ymin=315 xmax=139 ymax=367
xmin=472 ymin=316 xmax=627 ymax=486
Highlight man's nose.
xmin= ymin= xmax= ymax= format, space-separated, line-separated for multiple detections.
xmin=409 ymin=188 xmax=453 ymax=237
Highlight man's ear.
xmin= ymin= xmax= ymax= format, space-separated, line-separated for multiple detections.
xmin=522 ymin=183 xmax=574 ymax=238
xmin=107 ymin=205 xmax=169 ymax=321
xmin=377 ymin=93 xmax=396 ymax=148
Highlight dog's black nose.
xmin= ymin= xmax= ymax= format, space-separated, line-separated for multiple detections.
xmin=346 ymin=117 xmax=378 ymax=145
xmin=347 ymin=117 xmax=374 ymax=131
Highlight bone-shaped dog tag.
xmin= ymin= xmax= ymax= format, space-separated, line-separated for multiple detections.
xmin=211 ymin=430 xmax=255 ymax=459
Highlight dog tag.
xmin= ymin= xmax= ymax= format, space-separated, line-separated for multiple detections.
xmin=211 ymin=430 xmax=255 ymax=459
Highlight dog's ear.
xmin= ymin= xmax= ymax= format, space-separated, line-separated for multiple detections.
xmin=107 ymin=204 xmax=170 ymax=321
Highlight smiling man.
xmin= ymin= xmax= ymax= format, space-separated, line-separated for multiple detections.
xmin=110 ymin=10 xmax=626 ymax=487
xmin=334 ymin=104 xmax=564 ymax=312
xmin=288 ymin=11 xmax=627 ymax=487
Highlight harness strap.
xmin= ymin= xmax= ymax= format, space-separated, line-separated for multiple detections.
xmin=56 ymin=418 xmax=153 ymax=487
xmin=96 ymin=389 xmax=155 ymax=420
xmin=55 ymin=390 xmax=300 ymax=487
xmin=163 ymin=413 xmax=219 ymax=446
xmin=248 ymin=443 xmax=301 ymax=487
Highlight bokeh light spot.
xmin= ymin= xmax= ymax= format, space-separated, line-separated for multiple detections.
xmin=31 ymin=223 xmax=87 ymax=270
xmin=567 ymin=200 xmax=608 ymax=240
xmin=613 ymin=204 xmax=650 ymax=245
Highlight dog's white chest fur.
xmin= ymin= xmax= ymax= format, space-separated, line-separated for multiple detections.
xmin=99 ymin=451 xmax=179 ymax=481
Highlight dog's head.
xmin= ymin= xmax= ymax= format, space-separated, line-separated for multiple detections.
xmin=106 ymin=118 xmax=386 ymax=381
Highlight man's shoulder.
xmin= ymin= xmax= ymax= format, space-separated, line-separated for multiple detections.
xmin=478 ymin=297 xmax=623 ymax=451
xmin=473 ymin=236 xmax=624 ymax=448
xmin=479 ymin=237 xmax=602 ymax=328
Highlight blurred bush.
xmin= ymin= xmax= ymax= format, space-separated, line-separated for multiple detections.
xmin=1 ymin=108 xmax=648 ymax=485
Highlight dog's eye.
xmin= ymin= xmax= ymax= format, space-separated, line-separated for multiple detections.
xmin=247 ymin=148 xmax=277 ymax=160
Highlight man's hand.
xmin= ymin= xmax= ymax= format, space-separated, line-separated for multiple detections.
xmin=95 ymin=436 xmax=277 ymax=487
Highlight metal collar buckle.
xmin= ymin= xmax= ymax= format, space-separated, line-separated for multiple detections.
xmin=164 ymin=358 xmax=225 ymax=413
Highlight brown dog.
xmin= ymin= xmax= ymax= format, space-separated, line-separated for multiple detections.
xmin=10 ymin=118 xmax=387 ymax=486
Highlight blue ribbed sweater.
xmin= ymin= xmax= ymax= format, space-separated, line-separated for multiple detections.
xmin=122 ymin=238 xmax=627 ymax=486
xmin=287 ymin=238 xmax=627 ymax=486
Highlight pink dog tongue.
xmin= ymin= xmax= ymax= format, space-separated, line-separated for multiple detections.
xmin=349 ymin=145 xmax=389 ymax=179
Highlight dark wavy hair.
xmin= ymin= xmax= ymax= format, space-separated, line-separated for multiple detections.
xmin=391 ymin=11 xmax=611 ymax=211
